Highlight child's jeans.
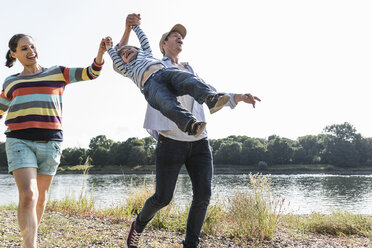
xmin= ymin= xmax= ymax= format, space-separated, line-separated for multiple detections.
xmin=142 ymin=67 xmax=215 ymax=131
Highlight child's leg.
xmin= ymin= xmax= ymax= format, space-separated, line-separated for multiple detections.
xmin=143 ymin=79 xmax=196 ymax=132
xmin=159 ymin=68 xmax=231 ymax=114
xmin=158 ymin=68 xmax=215 ymax=104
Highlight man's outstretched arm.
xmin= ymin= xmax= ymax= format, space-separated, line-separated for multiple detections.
xmin=234 ymin=93 xmax=261 ymax=108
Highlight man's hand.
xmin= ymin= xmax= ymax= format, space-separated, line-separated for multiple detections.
xmin=235 ymin=93 xmax=261 ymax=108
xmin=126 ymin=13 xmax=141 ymax=28
xmin=104 ymin=37 xmax=113 ymax=50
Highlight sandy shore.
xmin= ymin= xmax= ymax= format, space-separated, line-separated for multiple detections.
xmin=0 ymin=210 xmax=371 ymax=247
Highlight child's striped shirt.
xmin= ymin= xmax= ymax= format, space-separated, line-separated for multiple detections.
xmin=107 ymin=25 xmax=165 ymax=89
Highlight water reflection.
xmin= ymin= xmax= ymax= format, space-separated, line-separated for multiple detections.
xmin=1 ymin=174 xmax=371 ymax=214
xmin=268 ymin=175 xmax=372 ymax=214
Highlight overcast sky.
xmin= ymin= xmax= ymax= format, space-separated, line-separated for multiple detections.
xmin=1 ymin=0 xmax=371 ymax=148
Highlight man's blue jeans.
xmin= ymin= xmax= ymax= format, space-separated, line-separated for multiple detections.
xmin=135 ymin=135 xmax=213 ymax=248
xmin=143 ymin=67 xmax=215 ymax=132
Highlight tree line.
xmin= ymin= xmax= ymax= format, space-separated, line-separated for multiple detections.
xmin=0 ymin=122 xmax=372 ymax=169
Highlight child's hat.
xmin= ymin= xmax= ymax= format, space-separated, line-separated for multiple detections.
xmin=159 ymin=24 xmax=187 ymax=55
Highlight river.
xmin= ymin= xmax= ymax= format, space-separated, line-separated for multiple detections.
xmin=1 ymin=173 xmax=371 ymax=214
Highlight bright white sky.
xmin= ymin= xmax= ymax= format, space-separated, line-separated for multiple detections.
xmin=1 ymin=0 xmax=371 ymax=149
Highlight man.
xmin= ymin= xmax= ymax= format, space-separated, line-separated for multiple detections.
xmin=121 ymin=14 xmax=261 ymax=248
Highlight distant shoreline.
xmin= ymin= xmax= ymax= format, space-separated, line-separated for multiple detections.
xmin=2 ymin=168 xmax=372 ymax=175
xmin=58 ymin=169 xmax=372 ymax=175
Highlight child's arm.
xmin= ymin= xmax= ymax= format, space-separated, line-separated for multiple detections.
xmin=131 ymin=23 xmax=152 ymax=54
xmin=104 ymin=37 xmax=129 ymax=76
xmin=104 ymin=37 xmax=113 ymax=50
xmin=118 ymin=13 xmax=141 ymax=47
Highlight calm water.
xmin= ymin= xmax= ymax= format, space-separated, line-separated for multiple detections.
xmin=1 ymin=173 xmax=371 ymax=214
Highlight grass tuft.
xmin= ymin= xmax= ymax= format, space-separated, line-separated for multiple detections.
xmin=0 ymin=203 xmax=18 ymax=210
xmin=227 ymin=173 xmax=284 ymax=240
xmin=303 ymin=210 xmax=372 ymax=236
xmin=125 ymin=183 xmax=154 ymax=215
xmin=202 ymin=201 xmax=227 ymax=235
xmin=41 ymin=172 xmax=372 ymax=243
xmin=282 ymin=209 xmax=372 ymax=237
xmin=46 ymin=168 xmax=95 ymax=216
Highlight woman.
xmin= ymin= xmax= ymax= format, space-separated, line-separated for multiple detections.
xmin=0 ymin=34 xmax=106 ymax=248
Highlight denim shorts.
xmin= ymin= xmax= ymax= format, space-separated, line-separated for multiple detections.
xmin=5 ymin=138 xmax=62 ymax=175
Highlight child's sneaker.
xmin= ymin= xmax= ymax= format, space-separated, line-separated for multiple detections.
xmin=187 ymin=121 xmax=207 ymax=138
xmin=127 ymin=221 xmax=141 ymax=248
xmin=206 ymin=94 xmax=231 ymax=114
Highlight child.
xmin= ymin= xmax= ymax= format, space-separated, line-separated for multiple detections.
xmin=105 ymin=23 xmax=230 ymax=137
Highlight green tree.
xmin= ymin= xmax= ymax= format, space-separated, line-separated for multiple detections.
xmin=124 ymin=138 xmax=146 ymax=166
xmin=320 ymin=122 xmax=361 ymax=167
xmin=239 ymin=138 xmax=267 ymax=165
xmin=88 ymin=135 xmax=113 ymax=166
xmin=292 ymin=146 xmax=307 ymax=164
xmin=108 ymin=141 xmax=128 ymax=166
xmin=127 ymin=145 xmax=148 ymax=166
xmin=227 ymin=135 xmax=249 ymax=143
xmin=353 ymin=136 xmax=372 ymax=166
xmin=364 ymin=138 xmax=372 ymax=165
xmin=90 ymin=146 xmax=110 ymax=166
xmin=293 ymin=135 xmax=323 ymax=164
xmin=108 ymin=137 xmax=156 ymax=166
xmin=89 ymin=135 xmax=113 ymax=151
xmin=323 ymin=122 xmax=359 ymax=143
xmin=209 ymin=138 xmax=233 ymax=155
xmin=142 ymin=136 xmax=156 ymax=164
xmin=267 ymin=136 xmax=293 ymax=165
xmin=214 ymin=141 xmax=242 ymax=164
xmin=60 ymin=147 xmax=87 ymax=166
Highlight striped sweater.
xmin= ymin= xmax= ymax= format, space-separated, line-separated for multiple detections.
xmin=108 ymin=25 xmax=165 ymax=89
xmin=0 ymin=60 xmax=103 ymax=131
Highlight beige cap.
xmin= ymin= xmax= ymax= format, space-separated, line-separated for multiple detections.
xmin=159 ymin=24 xmax=187 ymax=55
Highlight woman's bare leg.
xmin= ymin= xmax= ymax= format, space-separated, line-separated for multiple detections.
xmin=36 ymin=174 xmax=54 ymax=224
xmin=13 ymin=168 xmax=38 ymax=248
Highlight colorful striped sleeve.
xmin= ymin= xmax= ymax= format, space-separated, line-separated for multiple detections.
xmin=60 ymin=59 xmax=104 ymax=84
xmin=0 ymin=90 xmax=10 ymax=120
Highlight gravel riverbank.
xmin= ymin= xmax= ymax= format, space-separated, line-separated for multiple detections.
xmin=0 ymin=210 xmax=371 ymax=247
